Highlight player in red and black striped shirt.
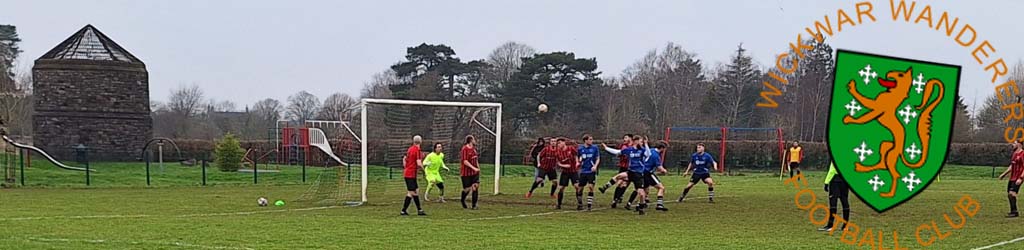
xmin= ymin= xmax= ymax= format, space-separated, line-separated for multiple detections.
xmin=460 ymin=135 xmax=481 ymax=209
xmin=1000 ymin=140 xmax=1024 ymax=217
xmin=554 ymin=138 xmax=581 ymax=210
xmin=400 ymin=135 xmax=426 ymax=216
xmin=598 ymin=134 xmax=633 ymax=208
xmin=528 ymin=137 xmax=560 ymax=199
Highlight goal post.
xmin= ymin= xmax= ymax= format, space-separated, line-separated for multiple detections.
xmin=359 ymin=98 xmax=502 ymax=203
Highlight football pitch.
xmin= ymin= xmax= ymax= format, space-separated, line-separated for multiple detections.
xmin=1 ymin=164 xmax=1022 ymax=250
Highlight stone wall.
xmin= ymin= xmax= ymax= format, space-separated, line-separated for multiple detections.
xmin=32 ymin=60 xmax=151 ymax=161
xmin=33 ymin=113 xmax=152 ymax=161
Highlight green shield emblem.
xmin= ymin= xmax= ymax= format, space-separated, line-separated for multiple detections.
xmin=828 ymin=50 xmax=961 ymax=213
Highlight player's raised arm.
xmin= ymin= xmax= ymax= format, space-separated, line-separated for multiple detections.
xmin=604 ymin=146 xmax=622 ymax=155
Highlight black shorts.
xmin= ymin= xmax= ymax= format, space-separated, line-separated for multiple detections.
xmin=789 ymin=162 xmax=800 ymax=169
xmin=618 ymin=168 xmax=628 ymax=173
xmin=461 ymin=175 xmax=480 ymax=188
xmin=828 ymin=180 xmax=850 ymax=199
xmin=404 ymin=178 xmax=419 ymax=191
xmin=579 ymin=172 xmax=597 ymax=186
xmin=540 ymin=169 xmax=558 ymax=181
xmin=628 ymin=171 xmax=646 ymax=189
xmin=559 ymin=172 xmax=579 ymax=186
xmin=644 ymin=173 xmax=662 ymax=187
xmin=1009 ymin=181 xmax=1022 ymax=193
xmin=690 ymin=173 xmax=712 ymax=184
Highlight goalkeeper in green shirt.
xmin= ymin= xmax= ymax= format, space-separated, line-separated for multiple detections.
xmin=820 ymin=162 xmax=850 ymax=232
xmin=423 ymin=143 xmax=450 ymax=202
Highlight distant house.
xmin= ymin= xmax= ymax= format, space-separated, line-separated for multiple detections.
xmin=208 ymin=106 xmax=254 ymax=138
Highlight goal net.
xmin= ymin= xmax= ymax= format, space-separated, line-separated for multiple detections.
xmin=319 ymin=99 xmax=502 ymax=204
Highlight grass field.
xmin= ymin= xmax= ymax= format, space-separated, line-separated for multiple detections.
xmin=1 ymin=161 xmax=1023 ymax=249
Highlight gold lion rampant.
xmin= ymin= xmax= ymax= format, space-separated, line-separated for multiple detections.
xmin=843 ymin=67 xmax=944 ymax=198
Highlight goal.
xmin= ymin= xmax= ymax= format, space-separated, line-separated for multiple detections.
xmin=351 ymin=99 xmax=502 ymax=203
xmin=663 ymin=127 xmax=784 ymax=175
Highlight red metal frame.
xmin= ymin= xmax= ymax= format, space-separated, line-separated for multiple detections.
xmin=278 ymin=127 xmax=311 ymax=165
xmin=720 ymin=127 xmax=727 ymax=173
xmin=777 ymin=128 xmax=785 ymax=175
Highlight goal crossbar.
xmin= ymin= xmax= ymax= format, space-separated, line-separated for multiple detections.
xmin=359 ymin=98 xmax=503 ymax=202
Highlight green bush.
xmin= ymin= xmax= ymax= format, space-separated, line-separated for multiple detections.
xmin=214 ymin=133 xmax=245 ymax=172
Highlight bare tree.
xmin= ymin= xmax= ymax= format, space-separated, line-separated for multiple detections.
xmin=252 ymin=98 xmax=284 ymax=123
xmin=620 ymin=42 xmax=708 ymax=134
xmin=213 ymin=100 xmax=237 ymax=112
xmin=361 ymin=69 xmax=397 ymax=98
xmin=485 ymin=42 xmax=536 ymax=97
xmin=318 ymin=92 xmax=358 ymax=121
xmin=243 ymin=98 xmax=285 ymax=139
xmin=487 ymin=42 xmax=536 ymax=80
xmin=972 ymin=61 xmax=1024 ymax=143
xmin=0 ymin=69 xmax=32 ymax=135
xmin=286 ymin=91 xmax=321 ymax=123
xmin=164 ymin=84 xmax=207 ymax=138
xmin=168 ymin=84 xmax=205 ymax=118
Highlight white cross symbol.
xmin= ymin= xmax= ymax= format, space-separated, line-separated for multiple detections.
xmin=901 ymin=171 xmax=922 ymax=192
xmin=844 ymin=99 xmax=863 ymax=116
xmin=905 ymin=142 xmax=922 ymax=160
xmin=912 ymin=73 xmax=926 ymax=94
xmin=859 ymin=64 xmax=878 ymax=85
xmin=854 ymin=141 xmax=874 ymax=162
xmin=898 ymin=105 xmax=918 ymax=124
xmin=868 ymin=174 xmax=886 ymax=192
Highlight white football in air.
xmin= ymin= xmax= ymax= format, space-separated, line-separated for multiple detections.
xmin=257 ymin=197 xmax=269 ymax=207
xmin=538 ymin=104 xmax=548 ymax=113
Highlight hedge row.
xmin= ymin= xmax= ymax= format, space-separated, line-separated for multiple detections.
xmin=162 ymin=138 xmax=1017 ymax=169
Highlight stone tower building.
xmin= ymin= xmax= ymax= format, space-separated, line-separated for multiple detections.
xmin=32 ymin=25 xmax=151 ymax=161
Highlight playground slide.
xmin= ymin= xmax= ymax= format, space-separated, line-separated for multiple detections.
xmin=308 ymin=128 xmax=348 ymax=167
xmin=1 ymin=135 xmax=93 ymax=172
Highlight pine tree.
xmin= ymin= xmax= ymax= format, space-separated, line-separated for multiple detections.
xmin=952 ymin=95 xmax=975 ymax=143
xmin=707 ymin=44 xmax=763 ymax=127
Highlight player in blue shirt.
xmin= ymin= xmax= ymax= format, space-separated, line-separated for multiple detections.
xmin=646 ymin=142 xmax=669 ymax=211
xmin=602 ymin=135 xmax=649 ymax=215
xmin=679 ymin=142 xmax=718 ymax=203
xmin=625 ymin=137 xmax=670 ymax=211
xmin=577 ymin=135 xmax=601 ymax=211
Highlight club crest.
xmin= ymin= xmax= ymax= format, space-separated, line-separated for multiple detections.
xmin=828 ymin=50 xmax=962 ymax=213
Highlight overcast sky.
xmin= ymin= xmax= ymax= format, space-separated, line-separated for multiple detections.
xmin=5 ymin=0 xmax=1022 ymax=111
